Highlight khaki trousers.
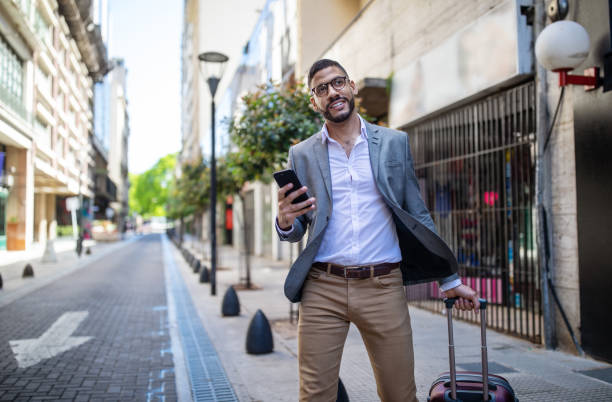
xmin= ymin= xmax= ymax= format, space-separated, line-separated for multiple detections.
xmin=298 ymin=267 xmax=417 ymax=402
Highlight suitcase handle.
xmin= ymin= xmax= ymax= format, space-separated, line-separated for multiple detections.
xmin=445 ymin=297 xmax=487 ymax=310
xmin=444 ymin=297 xmax=489 ymax=401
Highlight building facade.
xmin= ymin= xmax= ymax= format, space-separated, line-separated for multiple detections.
xmin=180 ymin=0 xmax=200 ymax=166
xmin=0 ymin=0 xmax=108 ymax=252
xmin=105 ymin=58 xmax=129 ymax=232
xmin=178 ymin=0 xmax=266 ymax=242
xmin=213 ymin=0 xmax=612 ymax=362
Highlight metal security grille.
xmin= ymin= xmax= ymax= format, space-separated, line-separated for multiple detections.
xmin=405 ymin=81 xmax=541 ymax=343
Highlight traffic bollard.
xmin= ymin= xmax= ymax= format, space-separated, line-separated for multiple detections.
xmin=22 ymin=264 xmax=34 ymax=278
xmin=246 ymin=309 xmax=273 ymax=355
xmin=222 ymin=286 xmax=240 ymax=316
xmin=193 ymin=260 xmax=201 ymax=273
xmin=199 ymin=265 xmax=210 ymax=283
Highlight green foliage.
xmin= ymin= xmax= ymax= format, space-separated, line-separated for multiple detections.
xmin=216 ymin=153 xmax=244 ymax=199
xmin=56 ymin=225 xmax=75 ymax=237
xmin=166 ymin=157 xmax=211 ymax=220
xmin=129 ymin=153 xmax=176 ymax=218
xmin=226 ymin=81 xmax=321 ymax=187
xmin=167 ymin=82 xmax=321 ymax=219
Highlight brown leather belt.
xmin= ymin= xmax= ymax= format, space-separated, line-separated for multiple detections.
xmin=311 ymin=262 xmax=400 ymax=279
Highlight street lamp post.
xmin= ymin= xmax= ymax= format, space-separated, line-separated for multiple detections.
xmin=198 ymin=51 xmax=228 ymax=296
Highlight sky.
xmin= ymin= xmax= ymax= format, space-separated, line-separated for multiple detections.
xmin=107 ymin=0 xmax=183 ymax=175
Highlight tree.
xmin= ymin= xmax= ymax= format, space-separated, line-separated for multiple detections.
xmin=224 ymin=82 xmax=321 ymax=288
xmin=129 ymin=153 xmax=177 ymax=218
xmin=165 ymin=157 xmax=211 ymax=245
xmin=228 ymin=81 xmax=321 ymax=177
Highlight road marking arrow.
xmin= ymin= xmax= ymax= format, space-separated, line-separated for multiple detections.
xmin=10 ymin=311 xmax=93 ymax=368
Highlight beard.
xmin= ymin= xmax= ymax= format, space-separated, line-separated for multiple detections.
xmin=323 ymin=95 xmax=355 ymax=123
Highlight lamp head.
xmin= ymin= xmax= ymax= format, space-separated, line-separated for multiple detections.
xmin=535 ymin=21 xmax=590 ymax=71
xmin=198 ymin=51 xmax=229 ymax=97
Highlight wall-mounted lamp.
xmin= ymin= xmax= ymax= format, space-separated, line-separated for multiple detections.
xmin=0 ymin=165 xmax=15 ymax=190
xmin=535 ymin=21 xmax=602 ymax=91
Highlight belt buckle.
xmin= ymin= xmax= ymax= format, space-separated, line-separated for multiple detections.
xmin=343 ymin=266 xmax=359 ymax=278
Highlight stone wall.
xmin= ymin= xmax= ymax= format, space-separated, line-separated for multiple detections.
xmin=320 ymin=0 xmax=501 ymax=85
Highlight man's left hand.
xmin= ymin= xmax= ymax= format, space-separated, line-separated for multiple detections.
xmin=441 ymin=284 xmax=480 ymax=313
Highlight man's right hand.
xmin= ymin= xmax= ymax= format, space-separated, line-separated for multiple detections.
xmin=277 ymin=183 xmax=316 ymax=230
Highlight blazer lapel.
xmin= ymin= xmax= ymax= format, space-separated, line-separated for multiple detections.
xmin=366 ymin=122 xmax=382 ymax=183
xmin=312 ymin=135 xmax=332 ymax=202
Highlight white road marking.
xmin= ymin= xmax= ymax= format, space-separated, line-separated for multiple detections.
xmin=9 ymin=311 xmax=93 ymax=368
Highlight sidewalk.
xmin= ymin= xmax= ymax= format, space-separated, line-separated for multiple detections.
xmin=176 ymin=237 xmax=612 ymax=401
xmin=0 ymin=234 xmax=138 ymax=309
xmin=0 ymin=236 xmax=88 ymax=266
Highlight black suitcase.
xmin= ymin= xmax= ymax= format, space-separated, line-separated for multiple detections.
xmin=428 ymin=298 xmax=518 ymax=401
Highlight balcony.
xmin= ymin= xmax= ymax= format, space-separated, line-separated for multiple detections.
xmin=94 ymin=173 xmax=117 ymax=201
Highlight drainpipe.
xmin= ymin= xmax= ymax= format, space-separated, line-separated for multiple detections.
xmin=534 ymin=0 xmax=556 ymax=349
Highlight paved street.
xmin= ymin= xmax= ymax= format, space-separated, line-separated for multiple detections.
xmin=0 ymin=236 xmax=178 ymax=401
xmin=2 ymin=233 xmax=612 ymax=401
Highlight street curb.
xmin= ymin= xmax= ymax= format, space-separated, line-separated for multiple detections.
xmin=162 ymin=236 xmax=194 ymax=402
xmin=162 ymin=235 xmax=239 ymax=401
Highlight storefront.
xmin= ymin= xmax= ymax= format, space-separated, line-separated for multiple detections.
xmin=403 ymin=82 xmax=541 ymax=343
xmin=385 ymin=0 xmax=539 ymax=341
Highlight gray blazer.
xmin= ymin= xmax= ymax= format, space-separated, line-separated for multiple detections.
xmin=277 ymin=121 xmax=459 ymax=302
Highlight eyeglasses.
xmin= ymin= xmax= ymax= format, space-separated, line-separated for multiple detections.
xmin=311 ymin=76 xmax=348 ymax=97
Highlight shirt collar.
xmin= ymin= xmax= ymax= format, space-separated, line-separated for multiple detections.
xmin=321 ymin=114 xmax=368 ymax=144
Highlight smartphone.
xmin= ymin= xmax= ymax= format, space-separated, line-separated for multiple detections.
xmin=273 ymin=169 xmax=310 ymax=204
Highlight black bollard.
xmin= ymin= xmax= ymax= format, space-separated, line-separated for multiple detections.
xmin=76 ymin=234 xmax=83 ymax=257
xmin=22 ymin=264 xmax=34 ymax=278
xmin=221 ymin=286 xmax=240 ymax=316
xmin=193 ymin=260 xmax=201 ymax=273
xmin=0 ymin=273 xmax=3 ymax=289
xmin=337 ymin=378 xmax=349 ymax=402
xmin=246 ymin=309 xmax=273 ymax=354
xmin=199 ymin=265 xmax=210 ymax=283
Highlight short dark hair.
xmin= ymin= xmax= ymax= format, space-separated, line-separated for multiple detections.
xmin=308 ymin=59 xmax=348 ymax=88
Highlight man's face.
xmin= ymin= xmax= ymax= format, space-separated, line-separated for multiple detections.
xmin=309 ymin=66 xmax=357 ymax=123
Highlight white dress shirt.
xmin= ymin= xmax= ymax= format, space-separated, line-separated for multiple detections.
xmin=278 ymin=116 xmax=461 ymax=291
xmin=314 ymin=116 xmax=402 ymax=265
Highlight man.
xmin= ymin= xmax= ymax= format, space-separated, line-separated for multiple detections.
xmin=276 ymin=59 xmax=479 ymax=402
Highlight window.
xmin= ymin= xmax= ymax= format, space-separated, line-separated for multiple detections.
xmin=56 ymin=91 xmax=65 ymax=113
xmin=16 ymin=0 xmax=32 ymax=19
xmin=56 ymin=136 xmax=64 ymax=158
xmin=36 ymin=65 xmax=52 ymax=97
xmin=34 ymin=117 xmax=52 ymax=149
xmin=34 ymin=9 xmax=52 ymax=46
xmin=67 ymin=146 xmax=76 ymax=167
xmin=67 ymin=106 xmax=76 ymax=128
xmin=0 ymin=34 xmax=24 ymax=106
